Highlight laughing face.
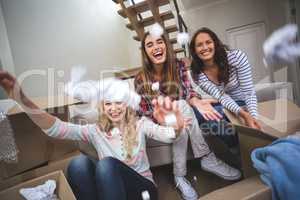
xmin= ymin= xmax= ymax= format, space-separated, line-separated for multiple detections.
xmin=195 ymin=32 xmax=215 ymax=63
xmin=144 ymin=35 xmax=167 ymax=65
xmin=103 ymin=101 xmax=127 ymax=123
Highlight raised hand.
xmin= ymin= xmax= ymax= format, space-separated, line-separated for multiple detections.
xmin=0 ymin=70 xmax=22 ymax=100
xmin=152 ymin=96 xmax=191 ymax=131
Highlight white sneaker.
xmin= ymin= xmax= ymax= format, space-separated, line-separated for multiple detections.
xmin=174 ymin=176 xmax=198 ymax=200
xmin=201 ymin=152 xmax=241 ymax=181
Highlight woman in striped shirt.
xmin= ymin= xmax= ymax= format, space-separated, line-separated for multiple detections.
xmin=189 ymin=27 xmax=261 ymax=130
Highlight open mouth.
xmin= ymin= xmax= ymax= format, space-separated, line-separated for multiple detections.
xmin=109 ymin=111 xmax=122 ymax=118
xmin=200 ymin=51 xmax=211 ymax=56
xmin=153 ymin=51 xmax=164 ymax=60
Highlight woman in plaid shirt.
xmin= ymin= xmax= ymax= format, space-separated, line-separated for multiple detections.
xmin=134 ymin=32 xmax=241 ymax=200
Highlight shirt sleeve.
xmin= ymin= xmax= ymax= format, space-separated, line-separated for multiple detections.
xmin=195 ymin=75 xmax=242 ymax=115
xmin=138 ymin=117 xmax=176 ymax=143
xmin=134 ymin=75 xmax=155 ymax=120
xmin=234 ymin=50 xmax=258 ymax=118
xmin=178 ymin=60 xmax=199 ymax=100
xmin=42 ymin=117 xmax=96 ymax=143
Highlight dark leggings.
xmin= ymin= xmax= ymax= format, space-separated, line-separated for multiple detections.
xmin=67 ymin=155 xmax=158 ymax=200
xmin=192 ymin=101 xmax=246 ymax=147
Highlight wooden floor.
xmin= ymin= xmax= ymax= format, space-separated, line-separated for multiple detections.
xmin=152 ymin=149 xmax=242 ymax=199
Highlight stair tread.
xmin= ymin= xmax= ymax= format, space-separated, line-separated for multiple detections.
xmin=126 ymin=10 xmax=174 ymax=30
xmin=174 ymin=48 xmax=185 ymax=53
xmin=117 ymin=0 xmax=170 ymax=18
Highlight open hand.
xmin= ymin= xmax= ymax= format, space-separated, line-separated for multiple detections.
xmin=244 ymin=116 xmax=262 ymax=130
xmin=0 ymin=70 xmax=22 ymax=100
xmin=189 ymin=97 xmax=222 ymax=121
xmin=152 ymin=96 xmax=191 ymax=131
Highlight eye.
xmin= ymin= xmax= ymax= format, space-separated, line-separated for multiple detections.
xmin=104 ymin=102 xmax=112 ymax=106
xmin=157 ymin=39 xmax=164 ymax=44
xmin=196 ymin=43 xmax=203 ymax=48
xmin=146 ymin=42 xmax=153 ymax=48
xmin=115 ymin=102 xmax=123 ymax=105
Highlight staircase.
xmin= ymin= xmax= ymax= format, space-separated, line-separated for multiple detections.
xmin=112 ymin=0 xmax=188 ymax=59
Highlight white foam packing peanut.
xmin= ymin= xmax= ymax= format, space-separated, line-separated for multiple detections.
xmin=151 ymin=82 xmax=160 ymax=92
xmin=263 ymin=24 xmax=300 ymax=65
xmin=141 ymin=190 xmax=150 ymax=200
xmin=149 ymin=23 xmax=164 ymax=38
xmin=165 ymin=113 xmax=177 ymax=127
xmin=19 ymin=180 xmax=59 ymax=200
xmin=177 ymin=32 xmax=190 ymax=46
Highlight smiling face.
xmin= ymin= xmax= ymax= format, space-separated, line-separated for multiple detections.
xmin=103 ymin=101 xmax=127 ymax=123
xmin=194 ymin=32 xmax=215 ymax=64
xmin=144 ymin=35 xmax=167 ymax=66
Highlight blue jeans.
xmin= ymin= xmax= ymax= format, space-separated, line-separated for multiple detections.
xmin=67 ymin=155 xmax=158 ymax=200
xmin=192 ymin=101 xmax=245 ymax=148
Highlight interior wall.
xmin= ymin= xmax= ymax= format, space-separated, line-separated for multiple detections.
xmin=0 ymin=3 xmax=14 ymax=74
xmin=0 ymin=0 xmax=139 ymax=97
xmin=180 ymin=0 xmax=289 ymax=83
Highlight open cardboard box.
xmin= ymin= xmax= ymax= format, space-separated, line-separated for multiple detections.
xmin=0 ymin=170 xmax=76 ymax=200
xmin=0 ymin=96 xmax=80 ymax=179
xmin=0 ymin=151 xmax=80 ymax=191
xmin=199 ymin=99 xmax=300 ymax=200
xmin=224 ymin=99 xmax=300 ymax=178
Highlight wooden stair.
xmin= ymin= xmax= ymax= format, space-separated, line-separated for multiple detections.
xmin=113 ymin=0 xmax=186 ymax=57
xmin=133 ymin=24 xmax=177 ymax=41
xmin=126 ymin=11 xmax=174 ymax=30
xmin=117 ymin=0 xmax=170 ymax=18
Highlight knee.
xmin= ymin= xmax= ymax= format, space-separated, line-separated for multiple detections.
xmin=67 ymin=155 xmax=94 ymax=178
xmin=177 ymin=100 xmax=196 ymax=118
xmin=95 ymin=157 xmax=118 ymax=176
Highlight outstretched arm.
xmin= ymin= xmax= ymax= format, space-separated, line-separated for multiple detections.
xmin=0 ymin=70 xmax=55 ymax=129
xmin=0 ymin=70 xmax=97 ymax=140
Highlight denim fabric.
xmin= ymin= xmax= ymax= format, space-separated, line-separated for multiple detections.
xmin=192 ymin=101 xmax=245 ymax=147
xmin=67 ymin=155 xmax=158 ymax=200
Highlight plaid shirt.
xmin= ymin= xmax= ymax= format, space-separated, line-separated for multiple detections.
xmin=134 ymin=60 xmax=199 ymax=121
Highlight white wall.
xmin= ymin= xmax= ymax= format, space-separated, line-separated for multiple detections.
xmin=0 ymin=3 xmax=14 ymax=74
xmin=0 ymin=0 xmax=140 ymax=97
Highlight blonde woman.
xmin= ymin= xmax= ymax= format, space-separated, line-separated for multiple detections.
xmin=0 ymin=71 xmax=189 ymax=200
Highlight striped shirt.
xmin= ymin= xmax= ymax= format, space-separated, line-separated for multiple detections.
xmin=43 ymin=116 xmax=176 ymax=183
xmin=194 ymin=49 xmax=258 ymax=118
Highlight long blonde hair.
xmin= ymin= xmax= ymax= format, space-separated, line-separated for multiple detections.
xmin=98 ymin=102 xmax=138 ymax=160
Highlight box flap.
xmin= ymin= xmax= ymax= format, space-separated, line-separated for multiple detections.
xmin=199 ymin=176 xmax=271 ymax=200
xmin=0 ymin=170 xmax=76 ymax=200
xmin=7 ymin=95 xmax=80 ymax=115
xmin=225 ymin=99 xmax=300 ymax=139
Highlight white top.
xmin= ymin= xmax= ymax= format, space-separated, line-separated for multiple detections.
xmin=194 ymin=49 xmax=258 ymax=118
xmin=43 ymin=117 xmax=176 ymax=183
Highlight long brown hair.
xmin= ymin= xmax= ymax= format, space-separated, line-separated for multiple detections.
xmin=98 ymin=102 xmax=138 ymax=160
xmin=190 ymin=27 xmax=231 ymax=85
xmin=137 ymin=32 xmax=180 ymax=98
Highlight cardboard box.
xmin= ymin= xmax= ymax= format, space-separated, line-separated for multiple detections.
xmin=0 ymin=151 xmax=80 ymax=191
xmin=199 ymin=176 xmax=271 ymax=200
xmin=0 ymin=170 xmax=76 ymax=200
xmin=224 ymin=99 xmax=300 ymax=177
xmin=0 ymin=96 xmax=80 ymax=179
